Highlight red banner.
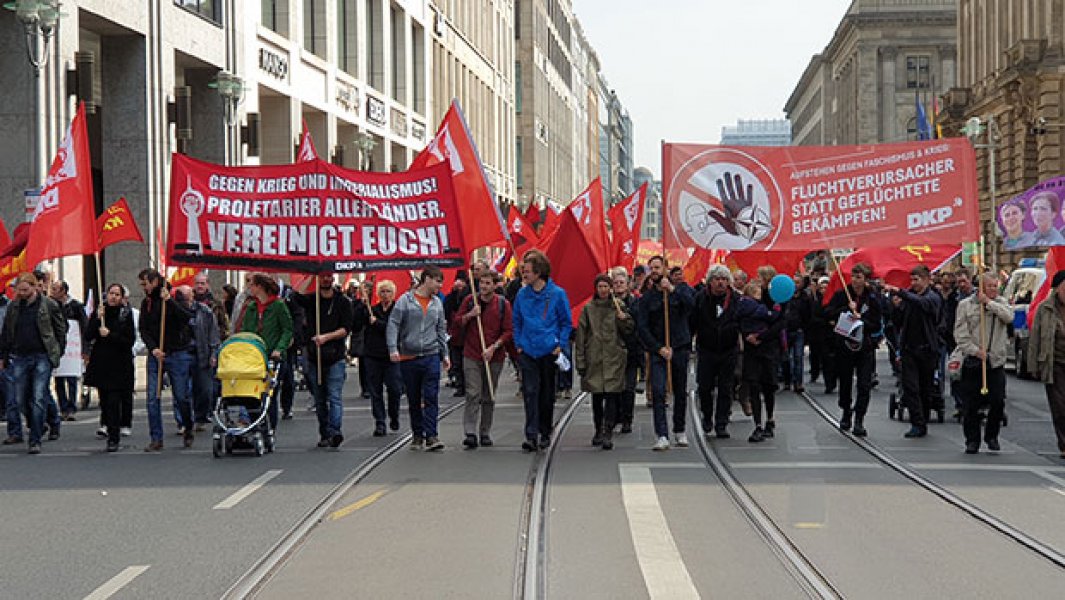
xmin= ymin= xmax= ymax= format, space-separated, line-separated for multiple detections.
xmin=607 ymin=183 xmax=648 ymax=271
xmin=97 ymin=197 xmax=145 ymax=250
xmin=663 ymin=139 xmax=979 ymax=251
xmin=166 ymin=155 xmax=466 ymax=273
xmin=822 ymin=244 xmax=961 ymax=304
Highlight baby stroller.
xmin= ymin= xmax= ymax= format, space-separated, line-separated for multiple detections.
xmin=212 ymin=333 xmax=279 ymax=457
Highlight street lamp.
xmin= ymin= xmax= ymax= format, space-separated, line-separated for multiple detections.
xmin=4 ymin=0 xmax=59 ymax=72
xmin=963 ymin=115 xmax=1001 ymax=273
xmin=209 ymin=70 xmax=245 ymax=164
xmin=354 ymin=132 xmax=376 ymax=170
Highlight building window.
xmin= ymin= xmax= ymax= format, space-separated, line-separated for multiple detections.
xmin=303 ymin=0 xmax=326 ymax=58
xmin=515 ymin=61 xmax=522 ymax=113
xmin=412 ymin=23 xmax=426 ymax=113
xmin=906 ymin=55 xmax=930 ymax=89
xmin=261 ymin=0 xmax=288 ymax=35
xmin=516 ymin=136 xmax=523 ymax=188
xmin=175 ymin=0 xmax=219 ymax=23
xmin=368 ymin=0 xmax=384 ymax=90
xmin=338 ymin=0 xmax=358 ymax=75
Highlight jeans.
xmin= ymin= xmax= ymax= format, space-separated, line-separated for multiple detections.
xmin=146 ymin=350 xmax=195 ymax=442
xmin=697 ymin=351 xmax=736 ymax=432
xmin=463 ymin=358 xmax=503 ymax=436
xmin=960 ymin=364 xmax=1006 ymax=445
xmin=557 ymin=343 xmax=573 ymax=392
xmin=618 ymin=357 xmax=639 ymax=426
xmin=11 ymin=354 xmax=52 ymax=446
xmin=519 ymin=353 xmax=558 ymax=441
xmin=788 ymin=330 xmax=804 ymax=388
xmin=837 ymin=349 xmax=876 ymax=416
xmin=401 ymin=355 xmax=441 ymax=439
xmin=366 ymin=356 xmax=403 ymax=429
xmin=191 ymin=363 xmax=216 ymax=423
xmin=3 ymin=369 xmax=20 ymax=439
xmin=649 ymin=348 xmax=690 ymax=438
xmin=308 ymin=359 xmax=346 ymax=439
xmin=55 ymin=376 xmax=78 ymax=415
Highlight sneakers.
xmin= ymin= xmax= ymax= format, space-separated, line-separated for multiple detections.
xmin=652 ymin=437 xmax=670 ymax=451
xmin=28 ymin=444 xmax=41 ymax=455
xmin=143 ymin=440 xmax=163 ymax=452
xmin=763 ymin=421 xmax=776 ymax=438
xmin=281 ymin=411 xmax=293 ymax=420
xmin=47 ymin=429 xmax=59 ymax=441
xmin=330 ymin=434 xmax=345 ymax=448
xmin=317 ymin=438 xmax=330 ymax=448
xmin=904 ymin=426 xmax=928 ymax=438
xmin=120 ymin=427 xmax=132 ymax=437
xmin=106 ymin=441 xmax=119 ymax=452
xmin=62 ymin=413 xmax=76 ymax=422
xmin=479 ymin=435 xmax=493 ymax=447
xmin=748 ymin=427 xmax=765 ymax=443
xmin=463 ymin=434 xmax=478 ymax=449
xmin=425 ymin=437 xmax=444 ymax=451
xmin=410 ymin=436 xmax=425 ymax=451
xmin=674 ymin=432 xmax=689 ymax=447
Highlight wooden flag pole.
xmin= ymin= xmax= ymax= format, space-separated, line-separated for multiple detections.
xmin=978 ymin=236 xmax=988 ymax=395
xmin=663 ymin=284 xmax=672 ymax=399
xmin=94 ymin=252 xmax=105 ymax=328
xmin=468 ymin=268 xmax=495 ymax=402
xmin=828 ymin=250 xmax=857 ymax=313
xmin=315 ymin=275 xmax=322 ymax=385
xmin=155 ymin=281 xmax=168 ymax=398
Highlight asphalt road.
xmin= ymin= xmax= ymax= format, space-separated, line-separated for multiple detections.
xmin=3 ymin=353 xmax=1065 ymax=599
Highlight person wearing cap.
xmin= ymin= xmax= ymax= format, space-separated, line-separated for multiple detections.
xmin=1028 ymin=269 xmax=1065 ymax=458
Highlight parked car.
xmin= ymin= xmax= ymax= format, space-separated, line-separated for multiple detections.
xmin=1004 ymin=259 xmax=1045 ymax=377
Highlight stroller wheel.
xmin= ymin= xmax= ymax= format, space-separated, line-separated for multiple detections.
xmin=937 ymin=410 xmax=945 ymax=424
xmin=212 ymin=436 xmax=223 ymax=458
xmin=254 ymin=433 xmax=265 ymax=457
xmin=888 ymin=393 xmax=897 ymax=419
xmin=265 ymin=432 xmax=275 ymax=453
xmin=224 ymin=436 xmax=234 ymax=455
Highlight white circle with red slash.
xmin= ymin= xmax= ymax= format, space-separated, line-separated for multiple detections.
xmin=667 ymin=147 xmax=784 ymax=250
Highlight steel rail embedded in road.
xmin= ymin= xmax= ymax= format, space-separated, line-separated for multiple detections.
xmin=221 ymin=401 xmax=467 ymax=600
xmin=799 ymin=390 xmax=1065 ymax=571
xmin=515 ymin=392 xmax=587 ymax=600
xmin=690 ymin=396 xmax=844 ymax=600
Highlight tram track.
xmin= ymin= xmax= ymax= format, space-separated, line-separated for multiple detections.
xmin=221 ymin=400 xmax=467 ymax=600
xmin=514 ymin=392 xmax=587 ymax=600
xmin=689 ymin=396 xmax=843 ymax=599
xmin=799 ymin=389 xmax=1065 ymax=571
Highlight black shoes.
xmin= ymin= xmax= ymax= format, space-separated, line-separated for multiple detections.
xmin=714 ymin=427 xmax=731 ymax=439
xmin=602 ymin=439 xmax=614 ymax=450
xmin=106 ymin=441 xmax=119 ymax=452
xmin=986 ymin=438 xmax=1001 ymax=451
xmin=373 ymin=425 xmax=386 ymax=437
xmin=538 ymin=436 xmax=551 ymax=450
xmin=463 ymin=434 xmax=478 ymax=449
xmin=904 ymin=426 xmax=928 ymax=438
xmin=839 ymin=410 xmax=853 ymax=431
xmin=748 ymin=427 xmax=765 ymax=443
xmin=852 ymin=416 xmax=867 ymax=437
xmin=47 ymin=429 xmax=59 ymax=441
xmin=763 ymin=421 xmax=775 ymax=438
xmin=281 ymin=411 xmax=293 ymax=420
xmin=620 ymin=423 xmax=633 ymax=434
xmin=2 ymin=436 xmax=23 ymax=445
xmin=479 ymin=435 xmax=493 ymax=447
xmin=389 ymin=417 xmax=400 ymax=431
xmin=453 ymin=389 xmax=466 ymax=397
xmin=330 ymin=434 xmax=344 ymax=448
xmin=591 ymin=429 xmax=604 ymax=447
xmin=965 ymin=441 xmax=979 ymax=454
xmin=521 ymin=439 xmax=537 ymax=452
xmin=27 ymin=444 xmax=41 ymax=455
xmin=825 ymin=384 xmax=836 ymax=395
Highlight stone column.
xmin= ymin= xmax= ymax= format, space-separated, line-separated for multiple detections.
xmin=881 ymin=46 xmax=898 ymax=142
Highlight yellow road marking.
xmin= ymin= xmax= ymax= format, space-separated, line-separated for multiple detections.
xmin=792 ymin=522 xmax=824 ymax=529
xmin=328 ymin=490 xmax=387 ymax=521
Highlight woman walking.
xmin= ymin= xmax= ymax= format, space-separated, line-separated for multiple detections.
xmin=575 ymin=275 xmax=634 ymax=450
xmin=1027 ymin=270 xmax=1065 ymax=458
xmin=84 ymin=284 xmax=136 ymax=452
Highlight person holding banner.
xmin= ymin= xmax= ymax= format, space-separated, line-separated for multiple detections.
xmin=0 ymin=273 xmax=68 ymax=454
xmin=84 ymin=284 xmax=136 ymax=452
xmin=457 ymin=270 xmax=513 ymax=449
xmin=636 ymin=255 xmax=696 ymax=451
xmin=954 ymin=273 xmax=1011 ymax=454
xmin=363 ymin=280 xmax=403 ymax=437
xmin=1026 ymin=270 xmax=1065 ymax=458
xmin=513 ymin=250 xmax=573 ymax=452
xmin=388 ymin=266 xmax=450 ymax=452
xmin=884 ymin=265 xmax=943 ymax=439
xmin=138 ymin=269 xmax=196 ymax=451
xmin=826 ymin=263 xmax=883 ymax=437
xmin=575 ymin=274 xmax=634 ymax=451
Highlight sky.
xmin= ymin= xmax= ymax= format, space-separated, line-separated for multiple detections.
xmin=573 ymin=0 xmax=854 ymax=178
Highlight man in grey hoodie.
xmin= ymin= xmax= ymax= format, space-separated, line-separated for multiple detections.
xmin=387 ymin=265 xmax=450 ymax=451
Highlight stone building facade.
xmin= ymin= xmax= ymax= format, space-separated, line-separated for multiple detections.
xmin=785 ymin=0 xmax=957 ymax=146
xmin=939 ymin=0 xmax=1065 ymax=268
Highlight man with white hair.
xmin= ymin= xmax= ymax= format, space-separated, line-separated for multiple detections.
xmin=692 ymin=265 xmax=741 ymax=438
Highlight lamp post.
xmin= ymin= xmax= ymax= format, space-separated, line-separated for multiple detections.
xmin=354 ymin=132 xmax=376 ymax=170
xmin=5 ymin=0 xmax=60 ymax=189
xmin=963 ymin=114 xmax=1000 ymax=273
xmin=209 ymin=70 xmax=245 ymax=165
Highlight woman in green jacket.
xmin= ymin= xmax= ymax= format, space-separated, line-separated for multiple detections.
xmin=575 ymin=274 xmax=635 ymax=450
xmin=1028 ymin=270 xmax=1065 ymax=458
xmin=238 ymin=273 xmax=294 ymax=362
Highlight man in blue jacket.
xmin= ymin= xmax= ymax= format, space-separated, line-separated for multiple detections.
xmin=513 ymin=250 xmax=572 ymax=451
xmin=637 ymin=255 xmax=695 ymax=451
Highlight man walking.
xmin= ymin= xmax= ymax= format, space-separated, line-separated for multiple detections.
xmin=954 ymin=273 xmax=1011 ymax=454
xmin=456 ymin=270 xmax=513 ymax=448
xmin=512 ymin=250 xmax=572 ymax=452
xmin=885 ymin=265 xmax=943 ymax=438
xmin=177 ymin=285 xmax=221 ymax=432
xmin=0 ymin=273 xmax=67 ymax=454
xmin=691 ymin=265 xmax=740 ymax=439
xmin=291 ymin=274 xmax=348 ymax=447
xmin=49 ymin=280 xmax=87 ymax=421
xmin=826 ymin=263 xmax=883 ymax=437
xmin=388 ymin=266 xmax=450 ymax=452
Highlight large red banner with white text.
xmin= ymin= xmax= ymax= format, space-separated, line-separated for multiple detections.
xmin=167 ymin=155 xmax=466 ymax=273
xmin=662 ymin=139 xmax=980 ymax=251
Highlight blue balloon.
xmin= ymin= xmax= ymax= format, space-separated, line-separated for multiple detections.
xmin=768 ymin=274 xmax=796 ymax=304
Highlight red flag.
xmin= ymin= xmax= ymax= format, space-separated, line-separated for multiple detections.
xmin=523 ymin=202 xmax=541 ymax=227
xmin=297 ymin=120 xmax=319 ymax=162
xmin=726 ymin=250 xmax=809 ymax=280
xmin=823 ymin=244 xmax=961 ymax=305
xmin=682 ymin=248 xmax=717 ymax=286
xmin=96 ymin=197 xmax=145 ymax=250
xmin=542 ymin=209 xmax=603 ymax=325
xmin=1027 ymin=247 xmax=1065 ymax=329
xmin=607 ymin=183 xmax=648 ymax=270
xmin=562 ymin=179 xmax=610 ymax=270
xmin=411 ymin=100 xmax=507 ymax=251
xmin=169 ymin=266 xmax=201 ymax=288
xmin=24 ymin=103 xmax=96 ymax=267
xmin=507 ymin=206 xmax=539 ymax=255
xmin=541 ymin=208 xmax=560 ymax=238
xmin=0 ymin=220 xmax=22 ymax=289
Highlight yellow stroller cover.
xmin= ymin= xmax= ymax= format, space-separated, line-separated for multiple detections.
xmin=216 ymin=332 xmax=269 ymax=399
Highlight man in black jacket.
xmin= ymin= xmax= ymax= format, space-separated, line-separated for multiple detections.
xmin=826 ymin=263 xmax=883 ymax=437
xmin=885 ymin=265 xmax=943 ymax=438
xmin=691 ymin=265 xmax=740 ymax=439
xmin=49 ymin=280 xmax=88 ymax=421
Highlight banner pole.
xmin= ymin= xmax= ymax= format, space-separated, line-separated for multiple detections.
xmin=94 ymin=251 xmax=105 ymax=329
xmin=468 ymin=268 xmax=495 ymax=403
xmin=315 ymin=275 xmax=322 ymax=385
xmin=155 ymin=280 xmax=168 ymax=399
xmin=979 ymin=236 xmax=988 ymax=395
xmin=828 ymin=249 xmax=857 ymax=312
xmin=663 ymin=284 xmax=672 ymax=400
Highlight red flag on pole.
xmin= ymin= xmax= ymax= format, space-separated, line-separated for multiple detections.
xmin=562 ymin=178 xmax=610 ymax=271
xmin=823 ymin=244 xmax=961 ymax=305
xmin=297 ymin=119 xmax=319 ymax=162
xmin=24 ymin=103 xmax=96 ymax=268
xmin=726 ymin=250 xmax=809 ymax=279
xmin=411 ymin=100 xmax=507 ymax=251
xmin=507 ymin=205 xmax=539 ymax=255
xmin=542 ymin=209 xmax=604 ymax=324
xmin=96 ymin=197 xmax=145 ymax=250
xmin=523 ymin=202 xmax=541 ymax=227
xmin=607 ymin=182 xmax=648 ymax=271
xmin=1027 ymin=247 xmax=1065 ymax=329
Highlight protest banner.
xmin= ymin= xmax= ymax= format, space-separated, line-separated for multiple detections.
xmin=166 ymin=155 xmax=466 ymax=273
xmin=56 ymin=320 xmax=83 ymax=378
xmin=995 ymin=176 xmax=1065 ymax=250
xmin=662 ymin=139 xmax=979 ymax=251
